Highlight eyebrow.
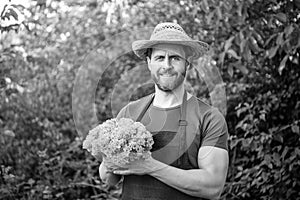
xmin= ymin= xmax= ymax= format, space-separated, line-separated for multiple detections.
xmin=152 ymin=52 xmax=185 ymax=58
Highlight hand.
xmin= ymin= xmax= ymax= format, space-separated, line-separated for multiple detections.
xmin=113 ymin=156 xmax=164 ymax=176
xmin=99 ymin=158 xmax=122 ymax=186
xmin=102 ymin=158 xmax=122 ymax=172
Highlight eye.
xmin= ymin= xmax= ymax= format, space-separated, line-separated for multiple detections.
xmin=170 ymin=56 xmax=182 ymax=61
xmin=154 ymin=56 xmax=164 ymax=61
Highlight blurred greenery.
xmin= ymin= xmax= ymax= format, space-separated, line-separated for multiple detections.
xmin=0 ymin=0 xmax=299 ymax=199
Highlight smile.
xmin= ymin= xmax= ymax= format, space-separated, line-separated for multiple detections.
xmin=160 ymin=74 xmax=175 ymax=77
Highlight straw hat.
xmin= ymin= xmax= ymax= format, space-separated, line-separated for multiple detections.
xmin=132 ymin=22 xmax=209 ymax=60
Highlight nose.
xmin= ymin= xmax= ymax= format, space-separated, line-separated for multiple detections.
xmin=162 ymin=55 xmax=173 ymax=70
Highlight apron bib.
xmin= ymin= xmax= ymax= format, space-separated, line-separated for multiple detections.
xmin=121 ymin=91 xmax=204 ymax=200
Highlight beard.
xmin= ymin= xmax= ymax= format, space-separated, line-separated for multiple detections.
xmin=151 ymin=67 xmax=186 ymax=92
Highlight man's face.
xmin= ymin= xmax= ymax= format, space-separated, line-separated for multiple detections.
xmin=147 ymin=43 xmax=188 ymax=92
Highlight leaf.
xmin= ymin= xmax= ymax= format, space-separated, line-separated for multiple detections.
xmin=276 ymin=33 xmax=284 ymax=46
xmin=3 ymin=130 xmax=15 ymax=137
xmin=227 ymin=65 xmax=234 ymax=77
xmin=237 ymin=3 xmax=243 ymax=16
xmin=249 ymin=37 xmax=263 ymax=53
xmin=235 ymin=171 xmax=243 ymax=179
xmin=237 ymin=64 xmax=249 ymax=75
xmin=264 ymin=154 xmax=272 ymax=164
xmin=242 ymin=138 xmax=251 ymax=147
xmin=265 ymin=33 xmax=277 ymax=47
xmin=275 ymin=12 xmax=287 ymax=23
xmin=219 ymin=52 xmax=225 ymax=66
xmin=291 ymin=125 xmax=299 ymax=134
xmin=225 ymin=36 xmax=235 ymax=52
xmin=295 ymin=0 xmax=300 ymax=8
xmin=282 ymin=147 xmax=289 ymax=159
xmin=227 ymin=49 xmax=241 ymax=59
xmin=252 ymin=30 xmax=264 ymax=46
xmin=242 ymin=42 xmax=252 ymax=61
xmin=230 ymin=138 xmax=241 ymax=149
xmin=278 ymin=55 xmax=288 ymax=75
xmin=207 ymin=11 xmax=214 ymax=24
xmin=216 ymin=6 xmax=222 ymax=19
xmin=259 ymin=113 xmax=266 ymax=121
xmin=284 ymin=25 xmax=294 ymax=37
xmin=267 ymin=45 xmax=279 ymax=59
xmin=239 ymin=31 xmax=244 ymax=41
xmin=201 ymin=0 xmax=209 ymax=13
xmin=273 ymin=134 xmax=283 ymax=143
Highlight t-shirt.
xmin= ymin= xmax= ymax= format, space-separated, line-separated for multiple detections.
xmin=117 ymin=94 xmax=228 ymax=154
xmin=116 ymin=94 xmax=228 ymax=200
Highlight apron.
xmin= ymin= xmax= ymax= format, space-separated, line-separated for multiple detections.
xmin=121 ymin=91 xmax=205 ymax=200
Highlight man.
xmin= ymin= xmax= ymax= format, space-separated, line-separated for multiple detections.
xmin=99 ymin=22 xmax=229 ymax=200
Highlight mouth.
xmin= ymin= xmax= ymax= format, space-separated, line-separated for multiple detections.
xmin=159 ymin=73 xmax=176 ymax=77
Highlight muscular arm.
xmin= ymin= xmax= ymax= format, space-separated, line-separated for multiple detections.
xmin=149 ymin=107 xmax=229 ymax=198
xmin=149 ymin=146 xmax=228 ymax=199
xmin=114 ymin=146 xmax=228 ymax=199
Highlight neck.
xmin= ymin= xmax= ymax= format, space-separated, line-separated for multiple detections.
xmin=153 ymin=84 xmax=186 ymax=108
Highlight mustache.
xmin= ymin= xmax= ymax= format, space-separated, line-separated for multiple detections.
xmin=158 ymin=69 xmax=177 ymax=75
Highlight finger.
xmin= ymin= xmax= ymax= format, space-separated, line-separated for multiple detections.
xmin=113 ymin=170 xmax=131 ymax=175
xmin=107 ymin=166 xmax=120 ymax=172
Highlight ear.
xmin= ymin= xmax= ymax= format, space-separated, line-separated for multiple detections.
xmin=187 ymin=63 xmax=193 ymax=70
xmin=185 ymin=60 xmax=192 ymax=71
xmin=146 ymin=57 xmax=151 ymax=70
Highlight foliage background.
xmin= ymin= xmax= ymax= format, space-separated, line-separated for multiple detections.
xmin=0 ymin=0 xmax=299 ymax=199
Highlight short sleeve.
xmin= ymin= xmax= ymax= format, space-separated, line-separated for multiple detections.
xmin=201 ymin=108 xmax=229 ymax=151
xmin=116 ymin=105 xmax=128 ymax=119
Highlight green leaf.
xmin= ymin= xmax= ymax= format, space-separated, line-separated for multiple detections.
xmin=278 ymin=55 xmax=288 ymax=75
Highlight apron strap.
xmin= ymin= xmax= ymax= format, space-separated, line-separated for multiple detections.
xmin=177 ymin=90 xmax=188 ymax=166
xmin=136 ymin=93 xmax=155 ymax=122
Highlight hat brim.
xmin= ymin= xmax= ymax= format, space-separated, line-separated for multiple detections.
xmin=132 ymin=40 xmax=209 ymax=60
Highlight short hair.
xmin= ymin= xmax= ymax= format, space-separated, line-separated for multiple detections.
xmin=145 ymin=48 xmax=153 ymax=60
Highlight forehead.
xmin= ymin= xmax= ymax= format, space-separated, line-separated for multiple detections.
xmin=151 ymin=43 xmax=186 ymax=57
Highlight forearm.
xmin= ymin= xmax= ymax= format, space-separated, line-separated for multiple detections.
xmin=99 ymin=162 xmax=122 ymax=186
xmin=149 ymin=160 xmax=224 ymax=199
